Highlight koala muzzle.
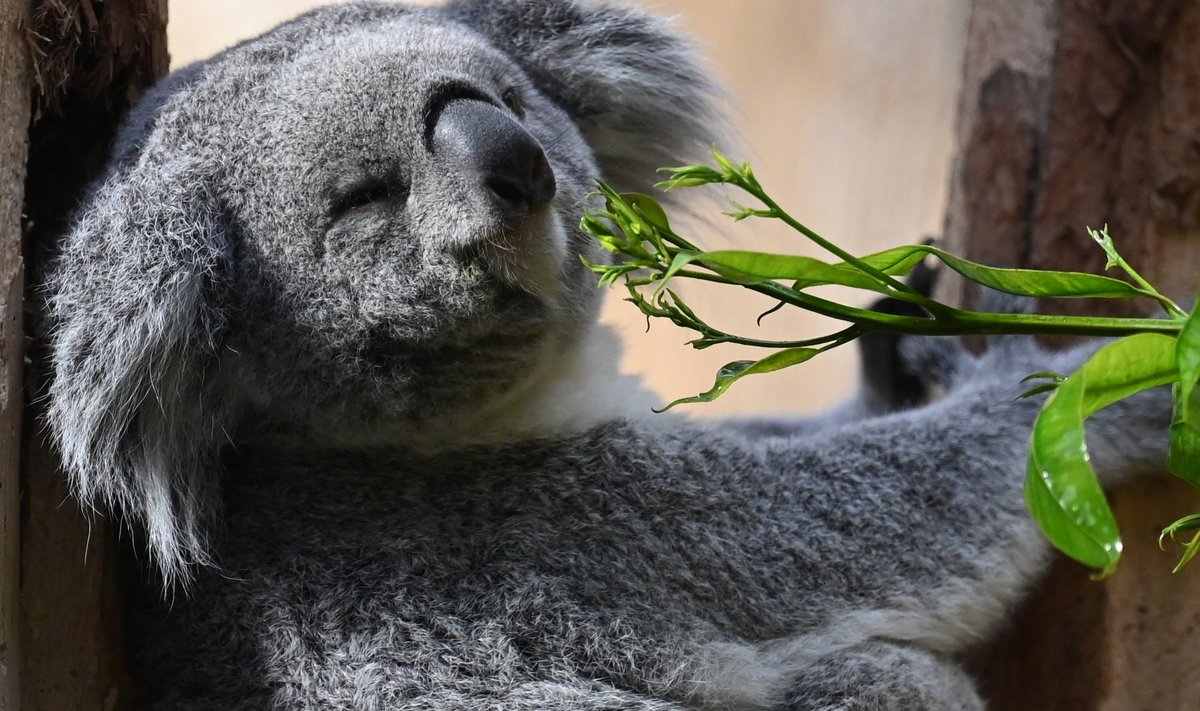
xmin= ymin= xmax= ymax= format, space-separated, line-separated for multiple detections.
xmin=432 ymin=98 xmax=556 ymax=225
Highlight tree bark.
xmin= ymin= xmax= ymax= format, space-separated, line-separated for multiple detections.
xmin=946 ymin=0 xmax=1200 ymax=708
xmin=4 ymin=2 xmax=169 ymax=709
xmin=1 ymin=0 xmax=31 ymax=708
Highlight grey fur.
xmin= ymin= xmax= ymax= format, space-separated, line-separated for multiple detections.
xmin=44 ymin=2 xmax=1168 ymax=709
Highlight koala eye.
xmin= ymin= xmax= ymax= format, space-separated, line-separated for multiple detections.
xmin=329 ymin=179 xmax=408 ymax=220
xmin=500 ymin=87 xmax=525 ymax=118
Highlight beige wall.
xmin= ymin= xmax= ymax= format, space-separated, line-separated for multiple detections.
xmin=168 ymin=0 xmax=969 ymax=416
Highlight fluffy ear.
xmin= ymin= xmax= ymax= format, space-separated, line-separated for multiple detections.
xmin=443 ymin=0 xmax=726 ymax=194
xmin=45 ymin=150 xmax=234 ymax=588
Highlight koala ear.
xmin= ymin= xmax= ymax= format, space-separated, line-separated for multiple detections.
xmin=444 ymin=0 xmax=726 ymax=194
xmin=45 ymin=151 xmax=234 ymax=588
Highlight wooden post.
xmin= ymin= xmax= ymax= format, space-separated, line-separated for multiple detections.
xmin=6 ymin=2 xmax=169 ymax=709
xmin=946 ymin=1 xmax=1200 ymax=707
xmin=1 ymin=0 xmax=31 ymax=708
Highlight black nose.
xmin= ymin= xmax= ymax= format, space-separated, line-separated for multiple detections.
xmin=431 ymin=98 xmax=556 ymax=223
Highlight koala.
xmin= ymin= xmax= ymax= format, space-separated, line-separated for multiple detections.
xmin=44 ymin=1 xmax=1169 ymax=709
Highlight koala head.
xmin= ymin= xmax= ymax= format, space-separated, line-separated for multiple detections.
xmin=44 ymin=0 xmax=721 ymax=584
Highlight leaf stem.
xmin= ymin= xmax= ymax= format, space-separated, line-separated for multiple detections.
xmin=1089 ymin=225 xmax=1187 ymax=318
xmin=695 ymin=327 xmax=861 ymax=350
xmin=667 ymin=269 xmax=1177 ymax=337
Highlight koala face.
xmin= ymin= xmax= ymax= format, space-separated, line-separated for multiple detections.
xmin=201 ymin=14 xmax=606 ymax=428
xmin=46 ymin=0 xmax=720 ymax=580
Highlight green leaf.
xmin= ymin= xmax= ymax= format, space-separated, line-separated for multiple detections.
xmin=1168 ymin=381 xmax=1200 ymax=487
xmin=1025 ymin=333 xmax=1179 ymax=574
xmin=655 ymin=248 xmax=930 ymax=297
xmin=781 ymin=245 xmax=926 ymax=291
xmin=721 ymin=241 xmax=1145 ymax=300
xmin=589 ymin=187 xmax=680 ymax=261
xmin=652 ymin=249 xmax=914 ymax=300
xmin=661 ymin=288 xmax=705 ymax=328
xmin=723 ymin=199 xmax=773 ymax=222
xmin=1168 ymin=419 xmax=1200 ymax=487
xmin=655 ymin=164 xmax=726 ymax=189
xmin=804 ymin=244 xmax=1143 ymax=300
xmin=1018 ymin=382 xmax=1060 ymax=400
xmin=1175 ymin=305 xmax=1200 ymax=432
xmin=623 ymin=192 xmax=671 ymax=232
xmin=1026 ymin=374 xmax=1122 ymax=573
xmin=1161 ymin=512 xmax=1200 ymax=537
xmin=1160 ymin=513 xmax=1200 ymax=573
xmin=711 ymin=147 xmax=738 ymax=177
xmin=580 ymin=213 xmax=625 ymax=255
xmin=699 ymin=251 xmax=892 ymax=291
xmin=655 ymin=251 xmax=702 ymax=296
xmin=1020 ymin=372 xmax=1066 ymax=384
xmin=609 ymin=233 xmax=1148 ymax=313
xmin=597 ymin=185 xmax=649 ymax=237
xmin=655 ymin=348 xmax=821 ymax=411
xmin=836 ymin=245 xmax=930 ymax=279
xmin=1073 ymin=333 xmax=1178 ymax=414
xmin=1172 ymin=532 xmax=1200 ymax=573
xmin=809 ymin=243 xmax=1145 ymax=299
xmin=932 ymin=249 xmax=1144 ymax=299
xmin=1018 ymin=373 xmax=1066 ymax=399
xmin=1088 ymin=224 xmax=1122 ymax=270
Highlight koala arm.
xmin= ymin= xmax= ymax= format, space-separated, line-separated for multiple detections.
xmin=779 ymin=641 xmax=983 ymax=711
xmin=722 ymin=396 xmax=887 ymax=440
xmin=634 ymin=339 xmax=1168 ymax=681
xmin=406 ymin=683 xmax=692 ymax=711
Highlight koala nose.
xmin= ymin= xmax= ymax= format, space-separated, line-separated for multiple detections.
xmin=431 ymin=99 xmax=556 ymax=223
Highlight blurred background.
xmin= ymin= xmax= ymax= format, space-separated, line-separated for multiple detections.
xmin=168 ymin=0 xmax=971 ymax=417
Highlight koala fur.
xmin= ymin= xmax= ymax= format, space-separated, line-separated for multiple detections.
xmin=44 ymin=1 xmax=1169 ymax=709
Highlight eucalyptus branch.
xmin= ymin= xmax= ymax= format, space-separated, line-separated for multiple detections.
xmin=659 ymin=151 xmax=933 ymax=305
xmin=581 ymin=149 xmax=1200 ymax=575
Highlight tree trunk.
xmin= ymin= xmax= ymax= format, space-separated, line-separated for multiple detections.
xmin=1 ymin=0 xmax=31 ymax=708
xmin=946 ymin=1 xmax=1200 ymax=708
xmin=1 ymin=2 xmax=168 ymax=709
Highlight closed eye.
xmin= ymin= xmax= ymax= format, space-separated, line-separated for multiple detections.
xmin=329 ymin=179 xmax=409 ymax=220
xmin=501 ymin=87 xmax=525 ymax=118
